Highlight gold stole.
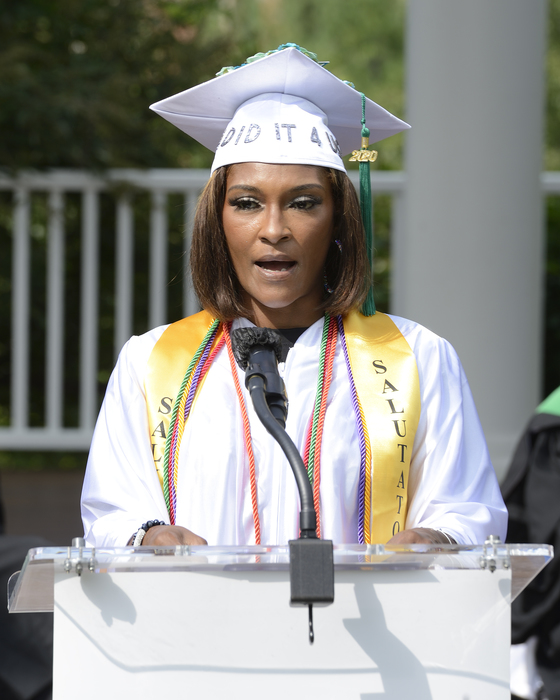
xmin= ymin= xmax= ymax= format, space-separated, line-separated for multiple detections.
xmin=144 ymin=309 xmax=421 ymax=543
xmin=144 ymin=310 xmax=218 ymax=487
xmin=343 ymin=311 xmax=420 ymax=542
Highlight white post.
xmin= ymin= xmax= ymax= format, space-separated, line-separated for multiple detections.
xmin=80 ymin=189 xmax=100 ymax=432
xmin=115 ymin=194 xmax=134 ymax=359
xmin=397 ymin=0 xmax=548 ymax=479
xmin=11 ymin=187 xmax=31 ymax=431
xmin=149 ymin=190 xmax=168 ymax=329
xmin=45 ymin=189 xmax=65 ymax=430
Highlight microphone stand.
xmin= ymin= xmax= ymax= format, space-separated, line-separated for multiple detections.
xmin=244 ymin=352 xmax=316 ymax=538
xmin=233 ymin=331 xmax=334 ymax=643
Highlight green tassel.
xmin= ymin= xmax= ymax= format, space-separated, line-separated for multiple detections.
xmin=358 ymin=94 xmax=375 ymax=316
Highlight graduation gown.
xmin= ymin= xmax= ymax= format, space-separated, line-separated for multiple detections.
xmin=81 ymin=314 xmax=507 ymax=547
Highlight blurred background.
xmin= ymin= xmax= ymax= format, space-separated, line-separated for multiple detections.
xmin=0 ymin=0 xmax=556 ymax=543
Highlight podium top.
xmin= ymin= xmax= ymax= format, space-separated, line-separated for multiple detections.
xmin=8 ymin=542 xmax=553 ymax=613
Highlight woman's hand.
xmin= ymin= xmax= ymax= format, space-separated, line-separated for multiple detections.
xmin=142 ymin=525 xmax=207 ymax=546
xmin=387 ymin=528 xmax=455 ymax=545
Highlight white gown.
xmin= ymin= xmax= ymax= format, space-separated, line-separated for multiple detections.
xmin=81 ymin=314 xmax=507 ymax=547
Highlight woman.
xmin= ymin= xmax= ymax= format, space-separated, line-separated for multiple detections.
xmin=81 ymin=45 xmax=507 ymax=549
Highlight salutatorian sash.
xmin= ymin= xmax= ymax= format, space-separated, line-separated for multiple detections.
xmin=343 ymin=310 xmax=421 ymax=543
xmin=145 ymin=310 xmax=421 ymax=543
xmin=144 ymin=310 xmax=218 ymax=488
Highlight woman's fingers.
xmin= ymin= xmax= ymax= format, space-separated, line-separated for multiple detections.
xmin=387 ymin=528 xmax=454 ymax=545
xmin=142 ymin=525 xmax=208 ymax=546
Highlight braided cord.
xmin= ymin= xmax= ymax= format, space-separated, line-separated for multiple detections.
xmin=337 ymin=316 xmax=372 ymax=544
xmin=168 ymin=330 xmax=222 ymax=520
xmin=223 ymin=323 xmax=261 ymax=545
xmin=162 ymin=319 xmax=220 ymax=521
xmin=170 ymin=335 xmax=225 ymax=516
xmin=305 ymin=315 xmax=331 ymax=482
xmin=311 ymin=318 xmax=338 ymax=538
xmin=301 ymin=315 xmax=338 ymax=539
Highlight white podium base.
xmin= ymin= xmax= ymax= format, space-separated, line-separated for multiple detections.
xmin=53 ymin=567 xmax=510 ymax=699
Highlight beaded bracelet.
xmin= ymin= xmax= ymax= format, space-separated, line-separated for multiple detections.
xmin=132 ymin=519 xmax=167 ymax=546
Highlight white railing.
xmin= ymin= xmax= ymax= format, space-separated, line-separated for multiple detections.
xmin=0 ymin=168 xmax=406 ymax=450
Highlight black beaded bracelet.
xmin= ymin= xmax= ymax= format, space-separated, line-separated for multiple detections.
xmin=132 ymin=519 xmax=167 ymax=546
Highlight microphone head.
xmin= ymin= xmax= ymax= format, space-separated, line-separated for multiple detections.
xmin=230 ymin=327 xmax=283 ymax=369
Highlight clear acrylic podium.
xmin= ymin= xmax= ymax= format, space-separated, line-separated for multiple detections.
xmin=8 ymin=541 xmax=553 ymax=700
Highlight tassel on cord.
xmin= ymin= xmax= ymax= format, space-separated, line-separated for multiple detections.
xmin=359 ymin=93 xmax=376 ymax=316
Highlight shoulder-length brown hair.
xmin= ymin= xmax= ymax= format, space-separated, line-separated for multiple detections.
xmin=190 ymin=165 xmax=369 ymax=322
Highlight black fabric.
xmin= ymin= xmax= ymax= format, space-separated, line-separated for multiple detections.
xmin=275 ymin=327 xmax=308 ymax=362
xmin=0 ymin=536 xmax=53 ymax=700
xmin=276 ymin=327 xmax=308 ymax=345
xmin=501 ymin=411 xmax=560 ymax=699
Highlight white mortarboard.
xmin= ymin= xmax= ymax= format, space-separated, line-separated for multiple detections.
xmin=150 ymin=45 xmax=410 ymax=174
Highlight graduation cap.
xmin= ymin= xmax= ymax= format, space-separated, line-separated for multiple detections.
xmin=150 ymin=44 xmax=409 ymax=174
xmin=150 ymin=44 xmax=410 ymax=314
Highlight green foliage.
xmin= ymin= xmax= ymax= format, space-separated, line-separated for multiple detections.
xmin=0 ymin=0 xmax=406 ymax=171
xmin=547 ymin=0 xmax=560 ymax=170
xmin=546 ymin=0 xmax=560 ymax=396
xmin=0 ymin=194 xmax=11 ymax=430
xmin=545 ymin=196 xmax=560 ymax=397
xmin=225 ymin=0 xmax=407 ymax=171
xmin=0 ymin=451 xmax=87 ymax=471
xmin=0 ymin=0 xmax=253 ymax=170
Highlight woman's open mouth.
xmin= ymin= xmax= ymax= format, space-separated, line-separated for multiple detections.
xmin=255 ymin=260 xmax=296 ymax=272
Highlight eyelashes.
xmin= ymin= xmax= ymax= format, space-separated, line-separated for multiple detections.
xmin=291 ymin=195 xmax=322 ymax=211
xmin=227 ymin=195 xmax=323 ymax=211
xmin=228 ymin=196 xmax=260 ymax=210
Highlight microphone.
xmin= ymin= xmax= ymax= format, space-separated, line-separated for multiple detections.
xmin=230 ymin=327 xmax=288 ymax=428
